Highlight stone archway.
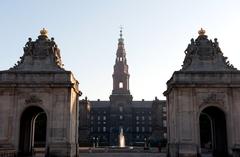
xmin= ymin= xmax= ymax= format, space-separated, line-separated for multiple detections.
xmin=34 ymin=112 xmax=47 ymax=148
xmin=199 ymin=106 xmax=228 ymax=157
xmin=18 ymin=106 xmax=47 ymax=157
xmin=0 ymin=30 xmax=80 ymax=157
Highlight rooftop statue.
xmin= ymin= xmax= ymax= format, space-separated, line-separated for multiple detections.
xmin=181 ymin=28 xmax=237 ymax=71
xmin=10 ymin=28 xmax=64 ymax=71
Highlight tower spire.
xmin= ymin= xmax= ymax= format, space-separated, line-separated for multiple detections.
xmin=119 ymin=26 xmax=124 ymax=43
xmin=120 ymin=26 xmax=123 ymax=39
xmin=111 ymin=28 xmax=131 ymax=95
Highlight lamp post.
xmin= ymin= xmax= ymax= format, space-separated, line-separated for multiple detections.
xmin=92 ymin=137 xmax=95 ymax=148
xmin=144 ymin=137 xmax=147 ymax=149
xmin=96 ymin=137 xmax=99 ymax=147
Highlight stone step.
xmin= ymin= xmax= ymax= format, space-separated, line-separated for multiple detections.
xmin=33 ymin=148 xmax=45 ymax=157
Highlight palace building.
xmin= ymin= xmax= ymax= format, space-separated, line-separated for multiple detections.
xmin=78 ymin=30 xmax=167 ymax=147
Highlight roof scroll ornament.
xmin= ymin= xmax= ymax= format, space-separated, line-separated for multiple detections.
xmin=181 ymin=28 xmax=237 ymax=71
xmin=10 ymin=28 xmax=64 ymax=71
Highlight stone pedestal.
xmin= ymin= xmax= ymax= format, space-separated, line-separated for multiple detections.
xmin=232 ymin=145 xmax=240 ymax=157
xmin=48 ymin=143 xmax=79 ymax=157
xmin=168 ymin=143 xmax=199 ymax=157
xmin=178 ymin=143 xmax=199 ymax=157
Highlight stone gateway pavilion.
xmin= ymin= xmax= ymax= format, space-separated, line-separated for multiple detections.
xmin=0 ymin=29 xmax=81 ymax=157
xmin=0 ymin=28 xmax=240 ymax=157
xmin=164 ymin=29 xmax=240 ymax=157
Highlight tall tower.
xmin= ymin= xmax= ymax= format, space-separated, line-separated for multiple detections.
xmin=111 ymin=28 xmax=131 ymax=96
xmin=109 ymin=29 xmax=133 ymax=146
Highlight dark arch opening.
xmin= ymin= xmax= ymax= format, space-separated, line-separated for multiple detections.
xmin=199 ymin=106 xmax=228 ymax=157
xmin=18 ymin=106 xmax=47 ymax=157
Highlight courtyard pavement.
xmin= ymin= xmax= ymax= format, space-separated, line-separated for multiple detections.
xmin=78 ymin=152 xmax=166 ymax=157
xmin=79 ymin=147 xmax=166 ymax=157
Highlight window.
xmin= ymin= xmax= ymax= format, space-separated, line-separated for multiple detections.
xmin=163 ymin=113 xmax=167 ymax=117
xmin=163 ymin=107 xmax=166 ymax=112
xmin=148 ymin=116 xmax=152 ymax=121
xmin=103 ymin=127 xmax=106 ymax=132
xmin=120 ymin=115 xmax=123 ymax=120
xmin=136 ymin=127 xmax=139 ymax=132
xmin=119 ymin=82 xmax=123 ymax=88
xmin=90 ymin=127 xmax=93 ymax=132
xmin=91 ymin=116 xmax=94 ymax=120
xmin=119 ymin=106 xmax=123 ymax=112
xmin=98 ymin=116 xmax=100 ymax=120
xmin=136 ymin=116 xmax=139 ymax=121
xmin=149 ymin=127 xmax=152 ymax=132
xmin=119 ymin=57 xmax=123 ymax=61
xmin=163 ymin=120 xmax=167 ymax=127
xmin=103 ymin=116 xmax=106 ymax=120
xmin=164 ymin=133 xmax=167 ymax=139
xmin=142 ymin=116 xmax=145 ymax=121
xmin=142 ymin=127 xmax=145 ymax=132
xmin=98 ymin=127 xmax=100 ymax=132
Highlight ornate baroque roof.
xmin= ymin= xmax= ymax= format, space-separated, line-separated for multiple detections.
xmin=10 ymin=28 xmax=64 ymax=71
xmin=181 ymin=28 xmax=237 ymax=71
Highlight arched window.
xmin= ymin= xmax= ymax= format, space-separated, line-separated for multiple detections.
xmin=119 ymin=82 xmax=123 ymax=88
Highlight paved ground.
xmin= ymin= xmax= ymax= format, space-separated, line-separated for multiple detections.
xmin=201 ymin=154 xmax=212 ymax=157
xmin=33 ymin=147 xmax=167 ymax=157
xmin=79 ymin=153 xmax=166 ymax=157
xmin=78 ymin=147 xmax=166 ymax=157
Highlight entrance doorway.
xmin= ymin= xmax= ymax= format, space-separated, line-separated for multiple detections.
xmin=18 ymin=106 xmax=47 ymax=156
xmin=199 ymin=106 xmax=228 ymax=157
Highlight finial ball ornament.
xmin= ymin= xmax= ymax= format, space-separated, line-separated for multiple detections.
xmin=198 ymin=28 xmax=206 ymax=36
xmin=40 ymin=28 xmax=48 ymax=36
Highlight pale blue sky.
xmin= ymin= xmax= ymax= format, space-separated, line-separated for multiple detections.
xmin=1 ymin=0 xmax=240 ymax=100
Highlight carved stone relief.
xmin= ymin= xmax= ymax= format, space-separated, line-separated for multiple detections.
xmin=25 ymin=95 xmax=42 ymax=104
xmin=198 ymin=92 xmax=227 ymax=111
